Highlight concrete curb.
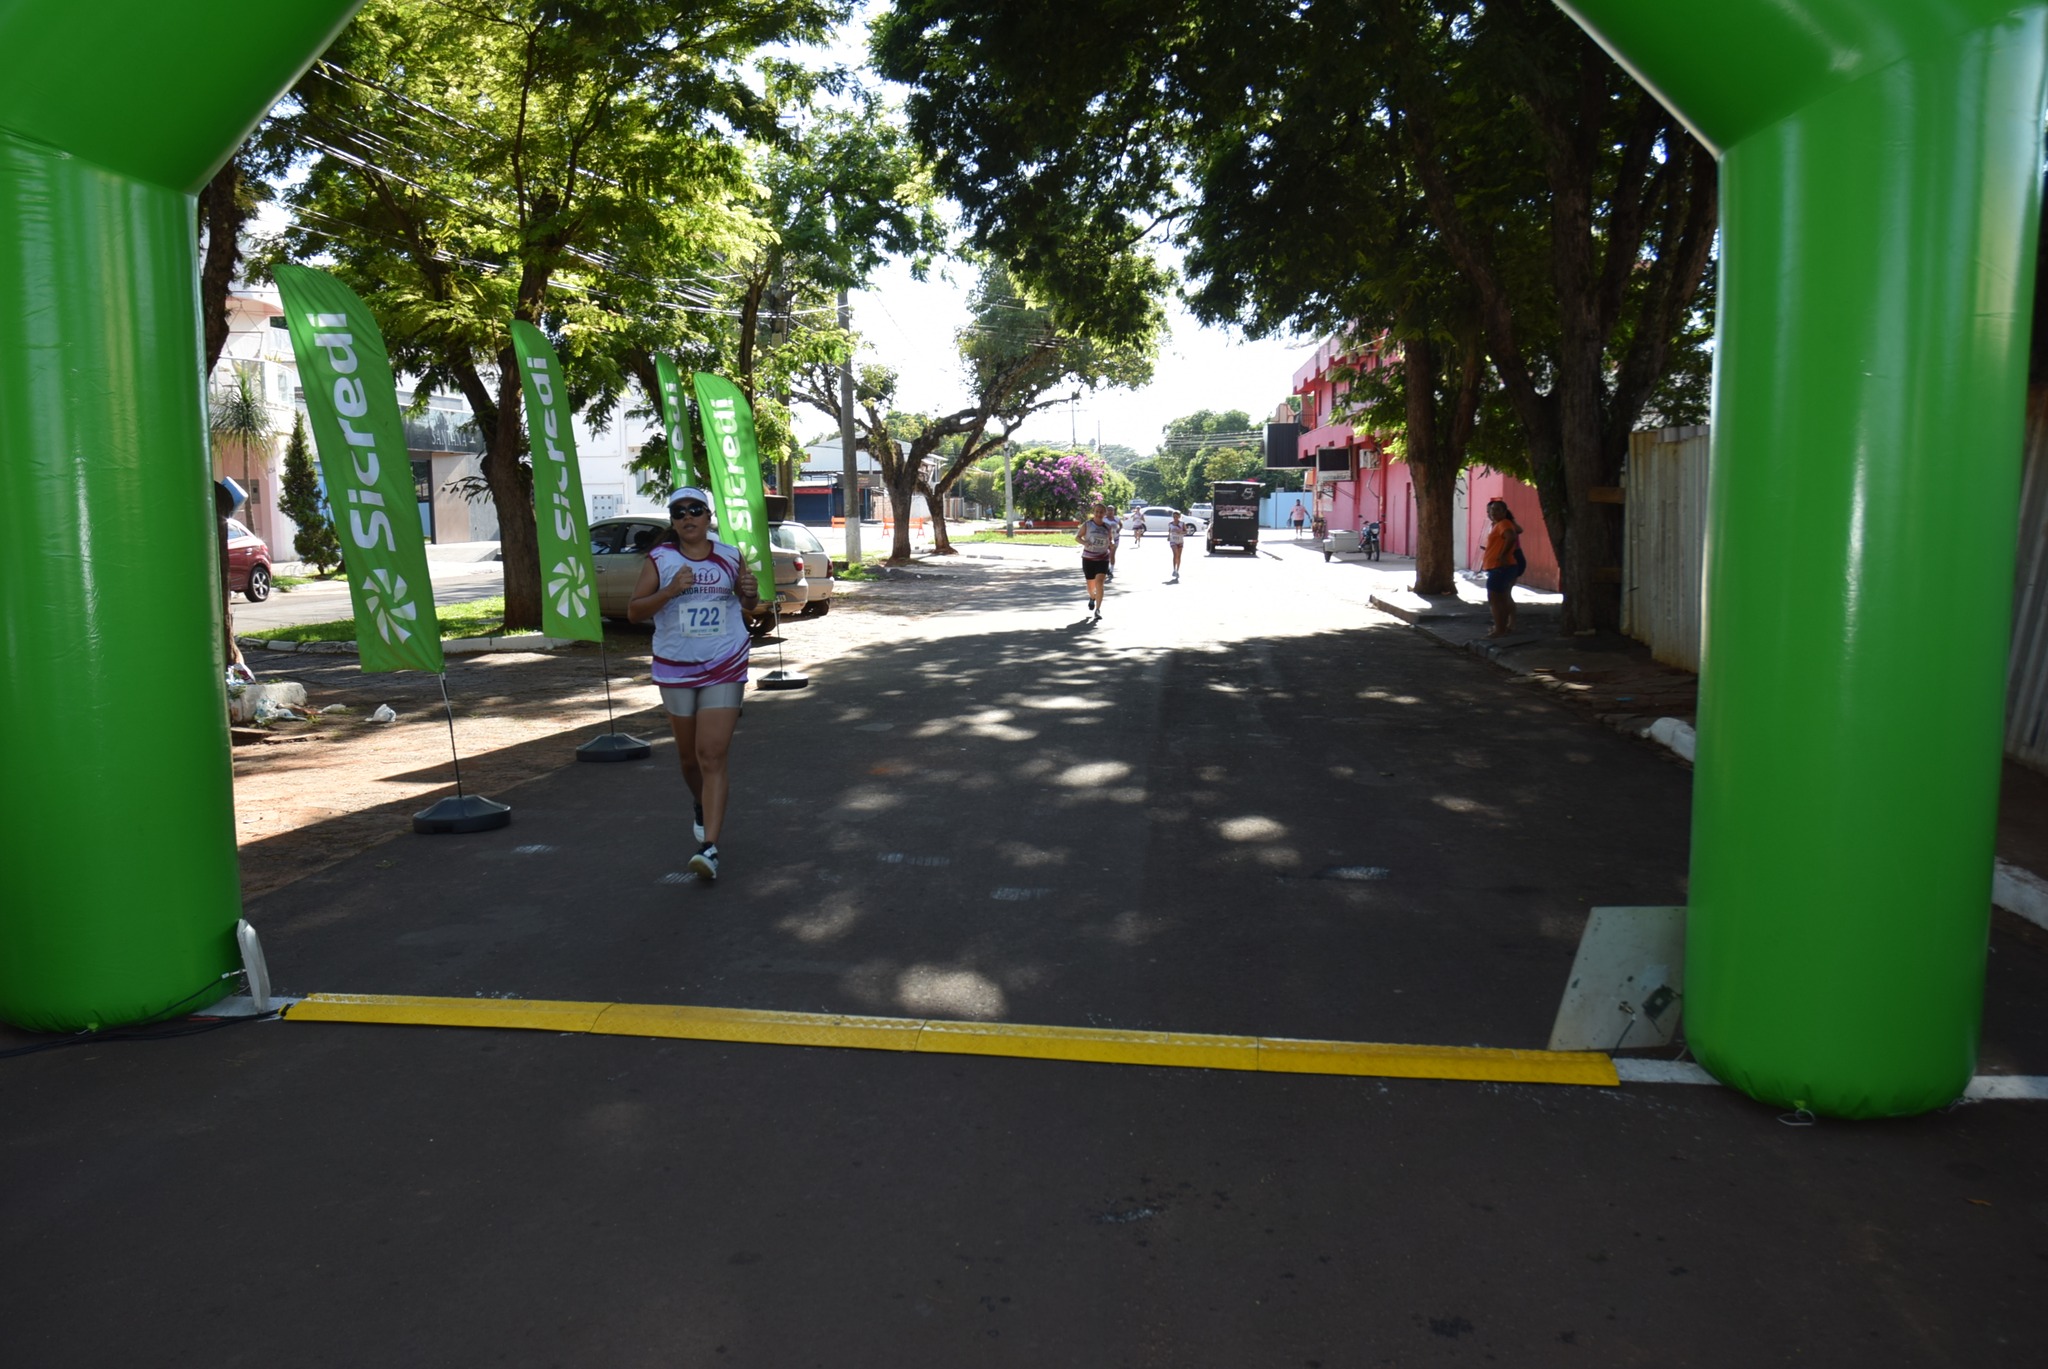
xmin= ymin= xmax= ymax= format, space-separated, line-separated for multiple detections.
xmin=239 ymin=634 xmax=576 ymax=657
xmin=1994 ymin=859 xmax=2048 ymax=932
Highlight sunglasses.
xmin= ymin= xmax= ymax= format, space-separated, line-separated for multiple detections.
xmin=671 ymin=503 xmax=710 ymax=517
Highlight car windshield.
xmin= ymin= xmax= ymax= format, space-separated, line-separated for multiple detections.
xmin=771 ymin=523 xmax=824 ymax=554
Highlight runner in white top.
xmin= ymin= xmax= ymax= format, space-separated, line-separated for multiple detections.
xmin=628 ymin=486 xmax=759 ymax=882
xmin=1075 ymin=501 xmax=1114 ymax=620
xmin=1166 ymin=512 xmax=1187 ymax=581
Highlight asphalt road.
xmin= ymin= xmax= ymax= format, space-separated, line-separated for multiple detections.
xmin=7 ymin=537 xmax=2047 ymax=1367
xmin=235 ymin=560 xmax=506 ymax=635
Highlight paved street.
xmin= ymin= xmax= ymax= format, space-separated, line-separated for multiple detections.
xmin=234 ymin=547 xmax=505 ymax=636
xmin=7 ymin=536 xmax=2047 ymax=1367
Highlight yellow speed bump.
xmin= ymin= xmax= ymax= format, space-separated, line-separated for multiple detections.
xmin=289 ymin=992 xmax=609 ymax=1034
xmin=284 ymin=994 xmax=1616 ymax=1088
xmin=919 ymin=1019 xmax=1261 ymax=1072
xmin=592 ymin=1003 xmax=923 ymax=1052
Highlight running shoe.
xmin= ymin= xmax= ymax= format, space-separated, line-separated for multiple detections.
xmin=692 ymin=802 xmax=705 ymax=844
xmin=689 ymin=844 xmax=719 ymax=882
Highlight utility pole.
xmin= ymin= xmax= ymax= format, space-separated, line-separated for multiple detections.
xmin=837 ymin=286 xmax=861 ymax=566
xmin=1003 ymin=444 xmax=1014 ymax=535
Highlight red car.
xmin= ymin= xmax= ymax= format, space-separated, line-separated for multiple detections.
xmin=225 ymin=518 xmax=273 ymax=602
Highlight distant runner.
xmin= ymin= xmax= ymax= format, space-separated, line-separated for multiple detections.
xmin=1166 ymin=511 xmax=1187 ymax=582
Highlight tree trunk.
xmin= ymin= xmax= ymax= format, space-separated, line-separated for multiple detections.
xmin=197 ymin=155 xmax=244 ymax=377
xmin=1403 ymin=337 xmax=1459 ymax=595
xmin=886 ymin=472 xmax=917 ymax=561
xmin=487 ymin=357 xmax=543 ymax=630
xmin=922 ymin=476 xmax=954 ymax=554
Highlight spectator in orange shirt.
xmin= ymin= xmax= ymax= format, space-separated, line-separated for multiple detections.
xmin=1481 ymin=498 xmax=1524 ymax=638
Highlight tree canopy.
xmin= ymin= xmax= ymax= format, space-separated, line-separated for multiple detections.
xmin=268 ymin=0 xmax=843 ymax=627
xmin=874 ymin=0 xmax=1716 ymax=627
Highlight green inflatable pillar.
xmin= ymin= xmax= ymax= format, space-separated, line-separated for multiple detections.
xmin=1557 ymin=1 xmax=2048 ymax=1115
xmin=0 ymin=3 xmax=360 ymax=1030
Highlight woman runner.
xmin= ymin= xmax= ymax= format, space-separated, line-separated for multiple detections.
xmin=629 ymin=486 xmax=760 ymax=881
xmin=1076 ymin=500 xmax=1114 ymax=619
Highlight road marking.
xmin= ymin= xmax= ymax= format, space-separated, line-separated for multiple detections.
xmin=277 ymin=995 xmax=2048 ymax=1101
xmin=284 ymin=992 xmax=1616 ymax=1085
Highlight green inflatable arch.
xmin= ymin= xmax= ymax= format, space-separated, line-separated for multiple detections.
xmin=0 ymin=3 xmax=359 ymax=1030
xmin=2 ymin=1 xmax=2042 ymax=1118
xmin=1559 ymin=0 xmax=2048 ymax=1115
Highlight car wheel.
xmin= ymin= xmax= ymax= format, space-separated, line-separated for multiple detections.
xmin=802 ymin=599 xmax=831 ymax=618
xmin=244 ymin=564 xmax=272 ymax=602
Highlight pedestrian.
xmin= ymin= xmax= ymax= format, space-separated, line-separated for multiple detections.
xmin=1481 ymin=498 xmax=1525 ymax=638
xmin=1076 ymin=500 xmax=1115 ymax=619
xmin=1166 ymin=510 xmax=1187 ymax=581
xmin=1310 ymin=508 xmax=1327 ymax=543
xmin=1104 ymin=505 xmax=1123 ymax=578
xmin=1132 ymin=510 xmax=1145 ymax=544
xmin=1291 ymin=501 xmax=1307 ymax=539
xmin=628 ymin=486 xmax=761 ymax=882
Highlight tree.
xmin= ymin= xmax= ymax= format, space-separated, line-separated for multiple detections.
xmin=208 ymin=367 xmax=275 ymax=516
xmin=272 ymin=0 xmax=841 ymax=629
xmin=791 ymin=261 xmax=1159 ymax=558
xmin=874 ymin=0 xmax=1715 ymax=629
xmin=1154 ymin=410 xmax=1259 ymax=461
xmin=278 ymin=412 xmax=341 ymax=575
xmin=1011 ymin=448 xmax=1110 ymax=521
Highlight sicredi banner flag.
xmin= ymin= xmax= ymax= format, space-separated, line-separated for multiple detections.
xmin=691 ymin=372 xmax=775 ymax=595
xmin=273 ymin=265 xmax=444 ymax=673
xmin=509 ymin=322 xmax=602 ymax=643
xmin=652 ymin=354 xmax=704 ymax=491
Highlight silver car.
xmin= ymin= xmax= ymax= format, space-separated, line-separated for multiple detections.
xmin=769 ymin=520 xmax=834 ymax=617
xmin=588 ymin=516 xmax=806 ymax=622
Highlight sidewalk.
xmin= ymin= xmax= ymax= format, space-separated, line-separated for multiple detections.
xmin=1270 ymin=537 xmax=2048 ymax=928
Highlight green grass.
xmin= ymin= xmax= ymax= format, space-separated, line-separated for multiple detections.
xmin=957 ymin=529 xmax=1078 ymax=546
xmin=255 ymin=596 xmax=537 ymax=644
xmin=835 ymin=556 xmax=891 ymax=582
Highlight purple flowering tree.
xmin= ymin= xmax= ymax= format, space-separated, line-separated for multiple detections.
xmin=1012 ymin=448 xmax=1108 ymax=521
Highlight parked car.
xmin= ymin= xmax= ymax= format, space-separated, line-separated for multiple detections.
xmin=1136 ymin=506 xmax=1205 ymax=536
xmin=769 ymin=519 xmax=834 ymax=617
xmin=225 ymin=518 xmax=273 ymax=602
xmin=1189 ymin=502 xmax=1213 ymax=522
xmin=587 ymin=516 xmax=805 ymax=624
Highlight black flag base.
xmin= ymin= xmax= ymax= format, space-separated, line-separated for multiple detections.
xmin=577 ymin=732 xmax=652 ymax=762
xmin=413 ymin=794 xmax=512 ymax=834
xmin=755 ymin=668 xmax=810 ymax=692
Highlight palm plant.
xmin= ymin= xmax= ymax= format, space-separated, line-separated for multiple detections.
xmin=208 ymin=366 xmax=275 ymax=526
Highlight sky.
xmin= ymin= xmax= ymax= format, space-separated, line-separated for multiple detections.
xmin=842 ymin=257 xmax=1316 ymax=458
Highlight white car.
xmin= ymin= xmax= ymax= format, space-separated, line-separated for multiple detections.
xmin=1189 ymin=502 xmax=1213 ymax=522
xmin=769 ymin=520 xmax=834 ymax=617
xmin=588 ymin=516 xmax=806 ymax=623
xmin=1136 ymin=506 xmax=1204 ymax=535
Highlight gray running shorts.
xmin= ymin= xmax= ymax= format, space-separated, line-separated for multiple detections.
xmin=660 ymin=681 xmax=745 ymax=717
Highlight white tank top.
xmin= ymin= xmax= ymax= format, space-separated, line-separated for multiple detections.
xmin=648 ymin=541 xmax=750 ymax=688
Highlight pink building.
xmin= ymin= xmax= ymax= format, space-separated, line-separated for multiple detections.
xmin=1284 ymin=334 xmax=1557 ymax=591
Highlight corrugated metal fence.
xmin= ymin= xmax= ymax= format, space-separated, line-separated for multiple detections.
xmin=2008 ymin=391 xmax=2048 ymax=771
xmin=1622 ymin=415 xmax=2048 ymax=773
xmin=1621 ymin=426 xmax=1710 ymax=672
